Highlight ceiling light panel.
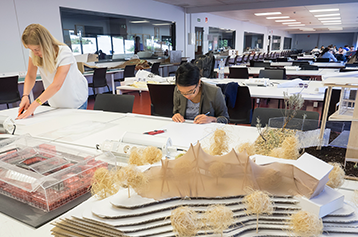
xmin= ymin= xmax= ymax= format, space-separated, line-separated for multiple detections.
xmin=254 ymin=12 xmax=281 ymax=16
xmin=266 ymin=16 xmax=290 ymax=19
xmin=314 ymin=13 xmax=340 ymax=17
xmin=282 ymin=22 xmax=301 ymax=24
xmin=309 ymin=8 xmax=339 ymax=13
xmin=323 ymin=23 xmax=342 ymax=25
xmin=275 ymin=19 xmax=296 ymax=22
xmin=288 ymin=24 xmax=305 ymax=26
xmin=318 ymin=17 xmax=341 ymax=20
xmin=320 ymin=20 xmax=342 ymax=23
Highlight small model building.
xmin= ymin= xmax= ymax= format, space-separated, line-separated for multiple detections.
xmin=319 ymin=77 xmax=358 ymax=166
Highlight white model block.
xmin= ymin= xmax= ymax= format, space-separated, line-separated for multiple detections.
xmin=295 ymin=185 xmax=344 ymax=218
xmin=295 ymin=152 xmax=333 ymax=197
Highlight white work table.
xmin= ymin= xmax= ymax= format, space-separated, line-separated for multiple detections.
xmin=0 ymin=108 xmax=358 ymax=237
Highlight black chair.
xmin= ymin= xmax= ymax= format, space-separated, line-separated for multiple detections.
xmin=292 ymin=61 xmax=310 ymax=67
xmin=93 ymin=94 xmax=135 ymax=113
xmin=277 ymin=57 xmax=288 ymax=62
xmin=258 ymin=69 xmax=285 ymax=79
xmin=114 ymin=65 xmax=136 ymax=85
xmin=224 ymin=56 xmax=231 ymax=66
xmin=0 ymin=75 xmax=21 ymax=109
xmin=227 ymin=86 xmax=252 ymax=124
xmin=250 ymin=107 xmax=320 ymax=131
xmin=147 ymin=83 xmax=176 ymax=117
xmin=228 ymin=67 xmax=249 ymax=78
xmin=151 ymin=62 xmax=160 ymax=75
xmin=321 ymin=88 xmax=341 ymax=121
xmin=316 ymin=58 xmax=330 ymax=62
xmin=300 ymin=65 xmax=319 ymax=70
xmin=88 ymin=67 xmax=110 ymax=96
xmin=253 ymin=61 xmax=270 ymax=68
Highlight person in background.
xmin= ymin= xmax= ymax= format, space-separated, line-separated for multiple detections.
xmin=311 ymin=46 xmax=320 ymax=55
xmin=320 ymin=45 xmax=325 ymax=52
xmin=335 ymin=47 xmax=346 ymax=62
xmin=18 ymin=24 xmax=88 ymax=119
xmin=332 ymin=45 xmax=337 ymax=54
xmin=172 ymin=63 xmax=229 ymax=124
xmin=320 ymin=47 xmax=337 ymax=62
xmin=134 ymin=36 xmax=143 ymax=54
xmin=344 ymin=45 xmax=350 ymax=52
xmin=350 ymin=46 xmax=355 ymax=52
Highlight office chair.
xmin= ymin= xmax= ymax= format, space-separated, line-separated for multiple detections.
xmin=316 ymin=58 xmax=330 ymax=62
xmin=277 ymin=57 xmax=288 ymax=62
xmin=258 ymin=69 xmax=286 ymax=79
xmin=88 ymin=67 xmax=110 ymax=96
xmin=114 ymin=65 xmax=136 ymax=85
xmin=227 ymin=86 xmax=252 ymax=124
xmin=251 ymin=107 xmax=320 ymax=131
xmin=292 ymin=61 xmax=310 ymax=67
xmin=147 ymin=83 xmax=175 ymax=117
xmin=253 ymin=61 xmax=271 ymax=68
xmin=300 ymin=65 xmax=319 ymax=70
xmin=224 ymin=56 xmax=231 ymax=66
xmin=0 ymin=75 xmax=21 ymax=109
xmin=228 ymin=67 xmax=249 ymax=78
xmin=93 ymin=94 xmax=135 ymax=113
xmin=151 ymin=62 xmax=160 ymax=75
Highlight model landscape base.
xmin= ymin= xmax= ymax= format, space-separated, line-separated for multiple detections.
xmin=50 ymin=187 xmax=358 ymax=237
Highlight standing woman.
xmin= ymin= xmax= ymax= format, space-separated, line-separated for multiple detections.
xmin=172 ymin=63 xmax=229 ymax=124
xmin=17 ymin=24 xmax=88 ymax=119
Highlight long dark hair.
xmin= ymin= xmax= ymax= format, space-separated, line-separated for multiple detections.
xmin=320 ymin=47 xmax=330 ymax=57
xmin=175 ymin=62 xmax=201 ymax=86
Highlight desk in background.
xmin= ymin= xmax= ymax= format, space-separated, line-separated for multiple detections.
xmin=216 ymin=66 xmax=341 ymax=81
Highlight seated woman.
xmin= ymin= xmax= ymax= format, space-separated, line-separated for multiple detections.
xmin=172 ymin=63 xmax=229 ymax=124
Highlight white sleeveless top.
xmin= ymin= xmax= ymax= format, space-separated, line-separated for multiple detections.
xmin=30 ymin=45 xmax=88 ymax=108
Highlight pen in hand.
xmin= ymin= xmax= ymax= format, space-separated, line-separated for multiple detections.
xmin=18 ymin=107 xmax=24 ymax=117
xmin=194 ymin=112 xmax=210 ymax=122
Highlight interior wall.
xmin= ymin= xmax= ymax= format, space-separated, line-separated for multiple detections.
xmin=293 ymin=33 xmax=356 ymax=52
xmin=1 ymin=0 xmax=184 ymax=74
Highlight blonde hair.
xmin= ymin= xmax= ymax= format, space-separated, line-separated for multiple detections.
xmin=22 ymin=24 xmax=64 ymax=74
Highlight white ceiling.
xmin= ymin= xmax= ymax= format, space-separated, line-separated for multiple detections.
xmin=153 ymin=0 xmax=358 ymax=34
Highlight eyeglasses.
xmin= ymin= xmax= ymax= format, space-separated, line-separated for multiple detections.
xmin=177 ymin=84 xmax=199 ymax=96
xmin=299 ymin=83 xmax=308 ymax=88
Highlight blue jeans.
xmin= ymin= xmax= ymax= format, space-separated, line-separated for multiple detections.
xmin=78 ymin=101 xmax=88 ymax=110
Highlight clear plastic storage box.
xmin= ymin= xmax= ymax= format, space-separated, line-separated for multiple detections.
xmin=0 ymin=135 xmax=109 ymax=212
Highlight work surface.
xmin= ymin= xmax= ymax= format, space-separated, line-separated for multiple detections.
xmin=0 ymin=108 xmax=358 ymax=236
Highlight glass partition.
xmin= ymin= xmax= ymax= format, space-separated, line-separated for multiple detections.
xmin=271 ymin=35 xmax=281 ymax=51
xmin=243 ymin=32 xmax=264 ymax=52
xmin=60 ymin=7 xmax=174 ymax=61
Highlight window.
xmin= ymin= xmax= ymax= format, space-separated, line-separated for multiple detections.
xmin=208 ymin=27 xmax=235 ymax=51
xmin=243 ymin=32 xmax=264 ymax=51
xmin=60 ymin=7 xmax=175 ymax=61
xmin=271 ymin=35 xmax=281 ymax=51
xmin=284 ymin=37 xmax=292 ymax=50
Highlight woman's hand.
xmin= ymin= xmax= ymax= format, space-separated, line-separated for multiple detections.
xmin=17 ymin=100 xmax=40 ymax=119
xmin=194 ymin=114 xmax=217 ymax=124
xmin=172 ymin=113 xmax=185 ymax=123
xmin=17 ymin=96 xmax=31 ymax=118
